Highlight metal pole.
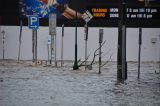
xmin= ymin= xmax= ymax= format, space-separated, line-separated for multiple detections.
xmin=35 ymin=29 xmax=37 ymax=65
xmin=32 ymin=30 xmax=35 ymax=63
xmin=32 ymin=29 xmax=37 ymax=64
xmin=99 ymin=29 xmax=103 ymax=74
xmin=117 ymin=0 xmax=123 ymax=81
xmin=138 ymin=28 xmax=142 ymax=79
xmin=84 ymin=23 xmax=88 ymax=70
xmin=49 ymin=13 xmax=56 ymax=65
xmin=123 ymin=0 xmax=127 ymax=81
xmin=2 ymin=33 xmax=5 ymax=60
xmin=48 ymin=43 xmax=50 ymax=63
xmin=117 ymin=27 xmax=122 ymax=81
xmin=18 ymin=20 xmax=23 ymax=62
xmin=55 ymin=33 xmax=57 ymax=67
xmin=2 ymin=30 xmax=5 ymax=60
xmin=47 ymin=35 xmax=51 ymax=63
xmin=61 ymin=24 xmax=64 ymax=67
xmin=0 ymin=17 xmax=1 ymax=59
xmin=117 ymin=0 xmax=127 ymax=82
xmin=85 ymin=37 xmax=88 ymax=70
xmin=159 ymin=35 xmax=160 ymax=73
xmin=51 ymin=34 xmax=54 ymax=64
xmin=73 ymin=11 xmax=79 ymax=70
xmin=122 ymin=25 xmax=126 ymax=81
xmin=99 ymin=42 xmax=101 ymax=74
xmin=3 ymin=36 xmax=4 ymax=60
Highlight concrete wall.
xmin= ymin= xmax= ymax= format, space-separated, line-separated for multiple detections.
xmin=126 ymin=28 xmax=160 ymax=62
xmin=0 ymin=26 xmax=160 ymax=61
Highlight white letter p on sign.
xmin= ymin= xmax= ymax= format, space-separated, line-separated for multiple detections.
xmin=31 ymin=17 xmax=38 ymax=25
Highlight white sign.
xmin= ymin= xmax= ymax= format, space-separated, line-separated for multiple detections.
xmin=99 ymin=29 xmax=104 ymax=43
xmin=49 ymin=14 xmax=57 ymax=35
xmin=82 ymin=10 xmax=93 ymax=23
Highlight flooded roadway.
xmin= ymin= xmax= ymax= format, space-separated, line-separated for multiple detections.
xmin=0 ymin=61 xmax=160 ymax=106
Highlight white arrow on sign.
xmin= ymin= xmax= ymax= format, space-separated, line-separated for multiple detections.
xmin=30 ymin=25 xmax=38 ymax=28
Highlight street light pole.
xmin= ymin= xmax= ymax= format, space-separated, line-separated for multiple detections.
xmin=73 ymin=11 xmax=79 ymax=70
xmin=117 ymin=0 xmax=127 ymax=82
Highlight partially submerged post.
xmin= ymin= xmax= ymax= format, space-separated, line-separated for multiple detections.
xmin=99 ymin=29 xmax=104 ymax=74
xmin=122 ymin=25 xmax=127 ymax=81
xmin=47 ymin=35 xmax=51 ymax=64
xmin=138 ymin=28 xmax=142 ymax=79
xmin=117 ymin=0 xmax=127 ymax=82
xmin=32 ymin=29 xmax=38 ymax=64
xmin=18 ymin=20 xmax=23 ymax=63
xmin=159 ymin=35 xmax=160 ymax=73
xmin=1 ymin=30 xmax=5 ymax=60
xmin=73 ymin=11 xmax=79 ymax=70
xmin=49 ymin=13 xmax=57 ymax=67
xmin=61 ymin=24 xmax=64 ymax=67
xmin=84 ymin=23 xmax=88 ymax=70
xmin=82 ymin=10 xmax=93 ymax=70
xmin=28 ymin=15 xmax=39 ymax=65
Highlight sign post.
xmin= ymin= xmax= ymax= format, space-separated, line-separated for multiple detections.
xmin=28 ymin=15 xmax=39 ymax=64
xmin=18 ymin=20 xmax=23 ymax=63
xmin=84 ymin=23 xmax=88 ymax=70
xmin=138 ymin=28 xmax=142 ymax=79
xmin=1 ymin=30 xmax=5 ymax=60
xmin=82 ymin=10 xmax=93 ymax=70
xmin=61 ymin=24 xmax=64 ymax=67
xmin=159 ymin=35 xmax=160 ymax=73
xmin=99 ymin=29 xmax=104 ymax=74
xmin=33 ymin=30 xmax=37 ymax=64
xmin=49 ymin=13 xmax=57 ymax=66
xmin=47 ymin=35 xmax=51 ymax=63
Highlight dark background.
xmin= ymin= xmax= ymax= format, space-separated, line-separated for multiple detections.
xmin=0 ymin=0 xmax=160 ymax=27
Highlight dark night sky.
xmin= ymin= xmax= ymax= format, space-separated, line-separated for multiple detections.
xmin=0 ymin=0 xmax=160 ymax=27
xmin=0 ymin=0 xmax=19 ymax=16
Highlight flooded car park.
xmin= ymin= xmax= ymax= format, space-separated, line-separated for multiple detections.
xmin=0 ymin=61 xmax=160 ymax=106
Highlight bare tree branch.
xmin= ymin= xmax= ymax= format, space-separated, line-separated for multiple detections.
xmin=94 ymin=40 xmax=106 ymax=54
xmin=78 ymin=55 xmax=90 ymax=67
xmin=90 ymin=40 xmax=106 ymax=66
xmin=101 ymin=53 xmax=113 ymax=67
xmin=76 ymin=40 xmax=108 ymax=69
xmin=102 ymin=48 xmax=111 ymax=58
xmin=77 ymin=58 xmax=81 ymax=64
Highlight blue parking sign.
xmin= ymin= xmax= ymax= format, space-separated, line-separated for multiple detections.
xmin=28 ymin=15 xmax=39 ymax=29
